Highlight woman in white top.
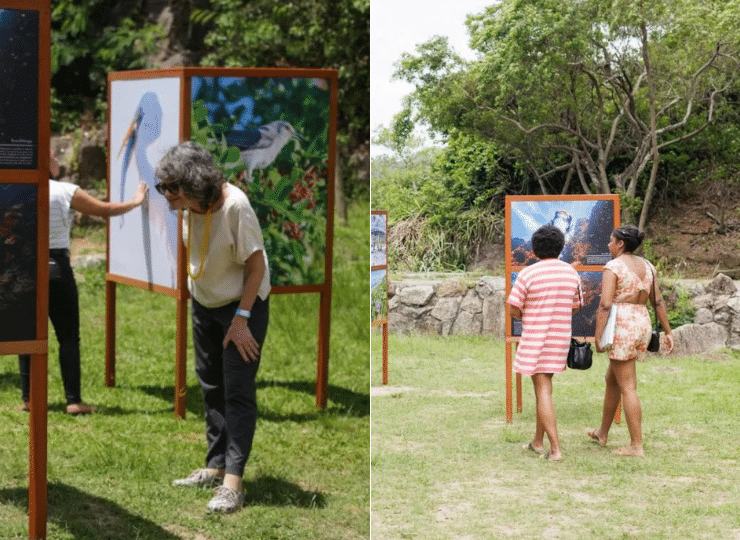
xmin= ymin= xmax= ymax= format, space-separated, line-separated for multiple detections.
xmin=19 ymin=151 xmax=147 ymax=415
xmin=155 ymin=141 xmax=270 ymax=514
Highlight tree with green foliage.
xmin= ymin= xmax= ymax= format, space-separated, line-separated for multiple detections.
xmin=192 ymin=0 xmax=370 ymax=211
xmin=50 ymin=0 xmax=162 ymax=131
xmin=393 ymin=0 xmax=740 ymax=228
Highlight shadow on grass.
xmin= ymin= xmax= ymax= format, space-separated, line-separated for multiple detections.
xmin=134 ymin=380 xmax=369 ymax=421
xmin=244 ymin=475 xmax=327 ymax=508
xmin=257 ymin=380 xmax=369 ymax=419
xmin=136 ymin=383 xmax=205 ymax=417
xmin=0 ymin=483 xmax=181 ymax=540
xmin=0 ymin=371 xmax=21 ymax=393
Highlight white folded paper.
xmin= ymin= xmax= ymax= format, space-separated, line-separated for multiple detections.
xmin=600 ymin=306 xmax=617 ymax=348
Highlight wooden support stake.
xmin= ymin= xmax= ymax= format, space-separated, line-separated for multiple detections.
xmin=505 ymin=341 xmax=513 ymax=422
xmin=174 ymin=296 xmax=188 ymax=419
xmin=105 ymin=280 xmax=116 ymax=387
xmin=382 ymin=322 xmax=388 ymax=385
xmin=315 ymin=290 xmax=332 ymax=408
xmin=28 ymin=354 xmax=47 ymax=540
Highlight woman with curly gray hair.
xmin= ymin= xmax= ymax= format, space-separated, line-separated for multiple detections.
xmin=155 ymin=141 xmax=270 ymax=513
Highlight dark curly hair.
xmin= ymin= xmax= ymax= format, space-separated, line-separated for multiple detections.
xmin=612 ymin=225 xmax=645 ymax=253
xmin=154 ymin=141 xmax=224 ymax=211
xmin=532 ymin=225 xmax=565 ymax=260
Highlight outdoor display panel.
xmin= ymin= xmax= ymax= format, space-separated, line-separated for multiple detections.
xmin=371 ymin=211 xmax=387 ymax=267
xmin=108 ymin=76 xmax=182 ymax=292
xmin=0 ymin=6 xmax=38 ymax=169
xmin=0 ymin=2 xmax=51 ymax=538
xmin=371 ymin=211 xmax=388 ymax=326
xmin=371 ymin=268 xmax=388 ymax=325
xmin=106 ymin=67 xmax=337 ymax=412
xmin=504 ymin=194 xmax=620 ymax=422
xmin=371 ymin=209 xmax=389 ymax=384
xmin=509 ymin=198 xmax=615 ymax=267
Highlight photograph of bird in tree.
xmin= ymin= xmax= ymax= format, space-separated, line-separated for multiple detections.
xmin=190 ymin=76 xmax=331 ymax=288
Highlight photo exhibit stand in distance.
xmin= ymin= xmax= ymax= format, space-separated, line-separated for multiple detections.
xmin=504 ymin=194 xmax=620 ymax=422
xmin=371 ymin=210 xmax=389 ymax=384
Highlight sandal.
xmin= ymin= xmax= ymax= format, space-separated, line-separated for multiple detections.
xmin=542 ymin=451 xmax=562 ymax=462
xmin=523 ymin=442 xmax=545 ymax=455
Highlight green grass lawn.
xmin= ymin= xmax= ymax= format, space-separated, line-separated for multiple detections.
xmin=371 ymin=332 xmax=740 ymax=539
xmin=0 ymin=201 xmax=369 ymax=540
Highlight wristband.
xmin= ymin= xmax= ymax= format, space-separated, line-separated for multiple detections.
xmin=235 ymin=308 xmax=251 ymax=319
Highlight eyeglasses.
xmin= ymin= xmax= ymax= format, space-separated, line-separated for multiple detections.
xmin=155 ymin=181 xmax=182 ymax=195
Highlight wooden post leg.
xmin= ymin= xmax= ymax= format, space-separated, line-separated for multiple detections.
xmin=28 ymin=353 xmax=48 ymax=540
xmin=315 ymin=290 xmax=331 ymax=409
xmin=516 ymin=372 xmax=523 ymax=413
xmin=174 ymin=297 xmax=188 ymax=419
xmin=382 ymin=322 xmax=388 ymax=385
xmin=505 ymin=341 xmax=513 ymax=422
xmin=105 ymin=280 xmax=116 ymax=387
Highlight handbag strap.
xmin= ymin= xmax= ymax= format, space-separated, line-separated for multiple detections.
xmin=645 ymin=258 xmax=659 ymax=331
xmin=573 ymin=280 xmax=587 ymax=340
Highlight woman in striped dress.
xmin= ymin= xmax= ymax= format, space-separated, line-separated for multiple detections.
xmin=507 ymin=225 xmax=582 ymax=461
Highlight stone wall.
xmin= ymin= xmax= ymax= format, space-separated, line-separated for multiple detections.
xmin=388 ymin=273 xmax=740 ymax=355
xmin=389 ymin=275 xmax=506 ymax=337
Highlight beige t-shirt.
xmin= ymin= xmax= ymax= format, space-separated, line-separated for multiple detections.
xmin=184 ymin=183 xmax=270 ymax=308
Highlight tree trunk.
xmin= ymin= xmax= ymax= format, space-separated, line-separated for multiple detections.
xmin=638 ymin=22 xmax=660 ymax=233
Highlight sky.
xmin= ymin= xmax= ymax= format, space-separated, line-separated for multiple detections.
xmin=370 ymin=0 xmax=494 ymax=157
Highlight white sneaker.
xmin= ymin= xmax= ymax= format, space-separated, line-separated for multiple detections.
xmin=172 ymin=469 xmax=224 ymax=488
xmin=207 ymin=485 xmax=244 ymax=513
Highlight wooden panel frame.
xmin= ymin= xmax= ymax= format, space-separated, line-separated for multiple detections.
xmin=0 ymin=2 xmax=51 ymax=538
xmin=503 ymin=194 xmax=620 ymax=422
xmin=105 ymin=67 xmax=337 ymax=412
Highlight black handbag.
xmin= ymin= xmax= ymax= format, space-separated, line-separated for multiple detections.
xmin=567 ymin=283 xmax=592 ymax=369
xmin=646 ymin=262 xmax=660 ymax=352
xmin=648 ymin=331 xmax=660 ymax=352
xmin=567 ymin=337 xmax=593 ymax=370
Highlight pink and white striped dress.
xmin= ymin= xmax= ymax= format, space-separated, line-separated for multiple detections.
xmin=507 ymin=259 xmax=582 ymax=375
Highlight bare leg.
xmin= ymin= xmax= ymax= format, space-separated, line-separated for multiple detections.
xmin=529 ymin=394 xmax=546 ymax=452
xmin=532 ymin=373 xmax=561 ymax=460
xmin=610 ymin=359 xmax=644 ymax=457
xmin=589 ymin=362 xmax=620 ymax=446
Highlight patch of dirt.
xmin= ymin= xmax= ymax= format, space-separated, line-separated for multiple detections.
xmin=646 ymin=196 xmax=740 ymax=278
xmin=71 ymin=235 xmax=105 ymax=262
xmin=370 ymin=385 xmax=414 ymax=397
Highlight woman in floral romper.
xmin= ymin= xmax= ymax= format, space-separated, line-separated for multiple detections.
xmin=590 ymin=226 xmax=674 ymax=456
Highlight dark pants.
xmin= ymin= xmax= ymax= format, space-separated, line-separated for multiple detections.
xmin=192 ymin=296 xmax=269 ymax=477
xmin=19 ymin=249 xmax=82 ymax=404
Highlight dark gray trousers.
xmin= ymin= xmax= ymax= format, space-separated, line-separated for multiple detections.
xmin=192 ymin=295 xmax=269 ymax=477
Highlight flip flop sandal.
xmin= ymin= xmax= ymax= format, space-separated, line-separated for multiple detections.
xmin=523 ymin=442 xmax=545 ymax=454
xmin=542 ymin=451 xmax=562 ymax=462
